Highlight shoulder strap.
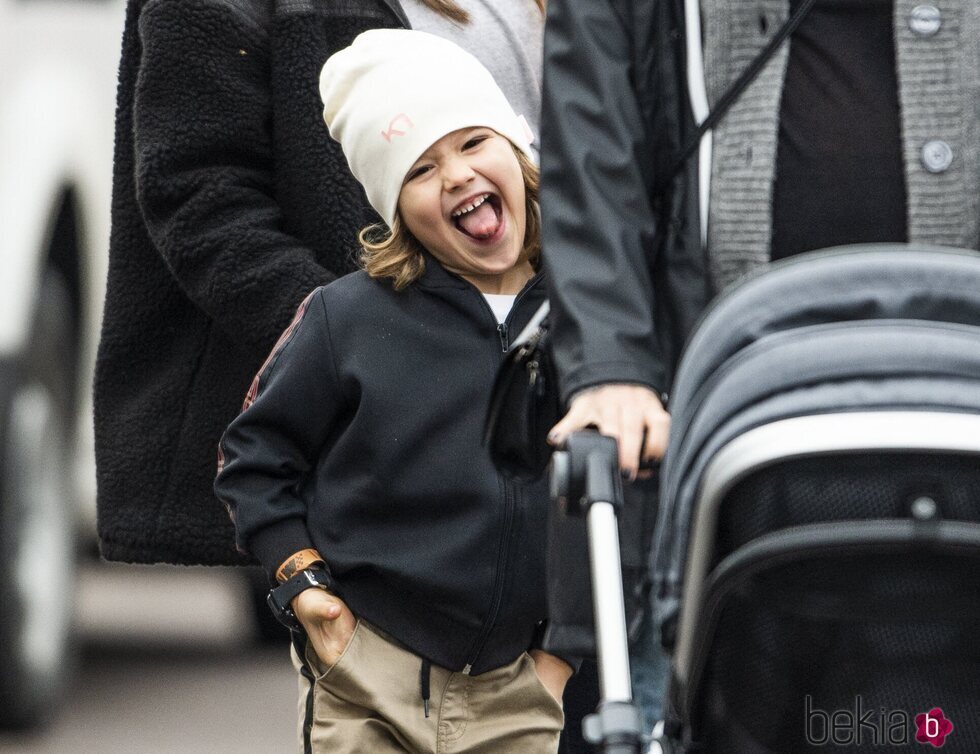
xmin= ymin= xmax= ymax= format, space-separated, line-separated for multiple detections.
xmin=656 ymin=0 xmax=817 ymax=195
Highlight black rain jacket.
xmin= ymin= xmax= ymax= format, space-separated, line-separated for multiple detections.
xmin=541 ymin=0 xmax=709 ymax=402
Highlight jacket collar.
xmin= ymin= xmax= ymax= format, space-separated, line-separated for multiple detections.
xmin=416 ymin=250 xmax=470 ymax=290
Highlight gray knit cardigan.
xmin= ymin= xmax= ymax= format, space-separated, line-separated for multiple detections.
xmin=702 ymin=0 xmax=980 ymax=291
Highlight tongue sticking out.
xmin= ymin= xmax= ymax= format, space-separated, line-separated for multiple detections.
xmin=457 ymin=201 xmax=501 ymax=239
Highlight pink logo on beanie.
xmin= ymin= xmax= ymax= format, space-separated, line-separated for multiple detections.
xmin=382 ymin=113 xmax=415 ymax=142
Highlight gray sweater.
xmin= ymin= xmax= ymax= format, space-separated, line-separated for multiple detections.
xmin=401 ymin=0 xmax=543 ymax=154
xmin=703 ymin=0 xmax=980 ymax=291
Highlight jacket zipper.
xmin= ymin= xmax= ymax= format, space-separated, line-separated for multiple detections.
xmin=462 ymin=482 xmax=517 ymax=674
xmin=499 ymin=273 xmax=543 ymax=351
xmin=461 ymin=273 xmax=543 ymax=672
xmin=497 ymin=323 xmax=509 ymax=351
xmin=470 ymin=273 xmax=543 ymax=353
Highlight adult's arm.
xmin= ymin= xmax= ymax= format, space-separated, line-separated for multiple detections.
xmin=133 ymin=0 xmax=334 ymax=349
xmin=540 ymin=0 xmax=665 ymax=401
xmin=541 ymin=0 xmax=669 ymax=472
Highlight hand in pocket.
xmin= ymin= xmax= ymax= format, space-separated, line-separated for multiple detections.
xmin=529 ymin=649 xmax=573 ymax=704
xmin=293 ymin=588 xmax=357 ymax=668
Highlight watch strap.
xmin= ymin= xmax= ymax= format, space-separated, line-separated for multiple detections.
xmin=267 ymin=565 xmax=334 ymax=630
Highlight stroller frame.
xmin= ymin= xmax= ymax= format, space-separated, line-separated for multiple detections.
xmin=674 ymin=410 xmax=980 ymax=686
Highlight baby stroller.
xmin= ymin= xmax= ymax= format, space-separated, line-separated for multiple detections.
xmin=557 ymin=245 xmax=980 ymax=752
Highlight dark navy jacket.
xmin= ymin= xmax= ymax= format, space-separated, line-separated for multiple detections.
xmin=215 ymin=260 xmax=549 ymax=674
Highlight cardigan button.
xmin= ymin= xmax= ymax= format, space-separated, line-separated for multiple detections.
xmin=921 ymin=140 xmax=953 ymax=173
xmin=909 ymin=5 xmax=942 ymax=36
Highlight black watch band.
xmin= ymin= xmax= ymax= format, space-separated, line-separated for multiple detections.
xmin=267 ymin=565 xmax=334 ymax=631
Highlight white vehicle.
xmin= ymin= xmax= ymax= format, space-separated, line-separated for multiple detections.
xmin=0 ymin=0 xmax=123 ymax=728
xmin=1 ymin=1 xmax=288 ymax=729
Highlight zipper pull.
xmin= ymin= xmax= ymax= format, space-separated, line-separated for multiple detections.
xmin=497 ymin=323 xmax=509 ymax=352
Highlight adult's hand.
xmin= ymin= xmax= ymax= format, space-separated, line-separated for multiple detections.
xmin=293 ymin=588 xmax=357 ymax=668
xmin=548 ymin=384 xmax=670 ymax=480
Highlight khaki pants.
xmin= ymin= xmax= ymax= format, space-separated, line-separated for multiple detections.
xmin=290 ymin=620 xmax=564 ymax=753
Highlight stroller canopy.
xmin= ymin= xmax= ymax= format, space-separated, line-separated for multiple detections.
xmin=653 ymin=245 xmax=980 ymax=633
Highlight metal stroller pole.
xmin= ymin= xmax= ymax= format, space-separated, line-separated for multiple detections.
xmin=551 ymin=432 xmax=646 ymax=754
xmin=587 ymin=501 xmax=633 ymax=704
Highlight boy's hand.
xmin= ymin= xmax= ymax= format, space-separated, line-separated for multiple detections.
xmin=293 ymin=587 xmax=357 ymax=668
xmin=529 ymin=649 xmax=573 ymax=704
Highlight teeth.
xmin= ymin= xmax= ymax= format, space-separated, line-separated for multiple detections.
xmin=452 ymin=193 xmax=490 ymax=218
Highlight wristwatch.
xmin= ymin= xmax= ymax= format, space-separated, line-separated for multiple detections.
xmin=267 ymin=565 xmax=334 ymax=631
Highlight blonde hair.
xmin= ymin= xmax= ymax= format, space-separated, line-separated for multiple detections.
xmin=420 ymin=0 xmax=545 ymax=24
xmin=358 ymin=146 xmax=540 ymax=291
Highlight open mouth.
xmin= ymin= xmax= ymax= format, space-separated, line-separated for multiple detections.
xmin=451 ymin=193 xmax=504 ymax=241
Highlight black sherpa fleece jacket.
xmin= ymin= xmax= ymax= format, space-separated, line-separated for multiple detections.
xmin=215 ymin=263 xmax=549 ymax=674
xmin=95 ymin=0 xmax=410 ymax=565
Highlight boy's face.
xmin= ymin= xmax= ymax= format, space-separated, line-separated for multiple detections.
xmin=398 ymin=127 xmax=528 ymax=293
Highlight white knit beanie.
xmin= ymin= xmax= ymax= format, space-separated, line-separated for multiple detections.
xmin=320 ymin=29 xmax=534 ymax=227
